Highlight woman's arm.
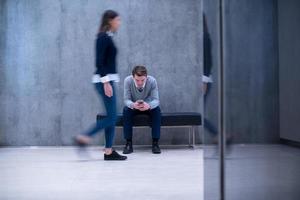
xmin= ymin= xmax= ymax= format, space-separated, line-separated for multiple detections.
xmin=95 ymin=35 xmax=109 ymax=77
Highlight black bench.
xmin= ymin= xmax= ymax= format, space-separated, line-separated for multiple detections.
xmin=97 ymin=112 xmax=202 ymax=147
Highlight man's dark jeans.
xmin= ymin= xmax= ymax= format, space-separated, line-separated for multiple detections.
xmin=123 ymin=106 xmax=161 ymax=140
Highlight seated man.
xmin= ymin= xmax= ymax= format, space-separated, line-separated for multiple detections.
xmin=123 ymin=65 xmax=161 ymax=154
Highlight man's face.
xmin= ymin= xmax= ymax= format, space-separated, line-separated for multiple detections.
xmin=133 ymin=75 xmax=147 ymax=88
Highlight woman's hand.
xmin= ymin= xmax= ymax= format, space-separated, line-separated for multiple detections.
xmin=202 ymin=82 xmax=208 ymax=95
xmin=104 ymin=82 xmax=113 ymax=97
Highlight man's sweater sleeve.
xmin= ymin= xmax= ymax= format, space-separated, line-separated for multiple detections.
xmin=148 ymin=79 xmax=160 ymax=109
xmin=124 ymin=78 xmax=134 ymax=109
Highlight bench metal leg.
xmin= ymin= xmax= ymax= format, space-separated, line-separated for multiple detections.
xmin=192 ymin=126 xmax=196 ymax=148
xmin=189 ymin=126 xmax=196 ymax=148
xmin=188 ymin=126 xmax=196 ymax=148
xmin=188 ymin=126 xmax=192 ymax=147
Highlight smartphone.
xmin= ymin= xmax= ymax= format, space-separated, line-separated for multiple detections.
xmin=137 ymin=100 xmax=144 ymax=104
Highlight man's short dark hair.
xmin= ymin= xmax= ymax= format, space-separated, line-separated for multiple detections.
xmin=132 ymin=65 xmax=147 ymax=77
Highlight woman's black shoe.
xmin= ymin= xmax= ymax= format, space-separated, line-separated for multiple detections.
xmin=104 ymin=150 xmax=127 ymax=161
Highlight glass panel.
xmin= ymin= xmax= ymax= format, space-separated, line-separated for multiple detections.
xmin=223 ymin=0 xmax=300 ymax=200
xmin=203 ymin=0 xmax=300 ymax=199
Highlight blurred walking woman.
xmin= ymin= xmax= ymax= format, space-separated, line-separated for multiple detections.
xmin=75 ymin=10 xmax=127 ymax=161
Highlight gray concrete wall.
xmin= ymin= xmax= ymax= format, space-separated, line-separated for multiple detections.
xmin=278 ymin=0 xmax=300 ymax=143
xmin=204 ymin=0 xmax=279 ymax=144
xmin=1 ymin=0 xmax=281 ymax=146
xmin=0 ymin=0 xmax=7 ymax=145
xmin=0 ymin=0 xmax=203 ymax=146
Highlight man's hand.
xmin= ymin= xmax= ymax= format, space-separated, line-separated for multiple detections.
xmin=132 ymin=101 xmax=150 ymax=111
xmin=132 ymin=101 xmax=142 ymax=110
xmin=104 ymin=82 xmax=113 ymax=97
xmin=139 ymin=102 xmax=150 ymax=111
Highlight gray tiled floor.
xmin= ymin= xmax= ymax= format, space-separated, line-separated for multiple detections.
xmin=204 ymin=144 xmax=300 ymax=200
xmin=0 ymin=147 xmax=204 ymax=200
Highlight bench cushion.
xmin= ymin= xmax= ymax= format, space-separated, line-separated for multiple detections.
xmin=97 ymin=112 xmax=202 ymax=126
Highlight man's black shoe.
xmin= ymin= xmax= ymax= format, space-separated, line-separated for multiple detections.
xmin=152 ymin=141 xmax=161 ymax=154
xmin=104 ymin=150 xmax=127 ymax=161
xmin=123 ymin=141 xmax=133 ymax=154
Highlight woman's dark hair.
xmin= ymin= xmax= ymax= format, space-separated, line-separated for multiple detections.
xmin=132 ymin=65 xmax=148 ymax=77
xmin=99 ymin=10 xmax=119 ymax=33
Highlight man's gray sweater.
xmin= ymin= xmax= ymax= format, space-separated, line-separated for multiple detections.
xmin=124 ymin=75 xmax=160 ymax=109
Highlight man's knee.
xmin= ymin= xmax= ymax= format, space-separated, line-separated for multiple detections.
xmin=123 ymin=106 xmax=133 ymax=114
xmin=123 ymin=106 xmax=135 ymax=123
xmin=150 ymin=106 xmax=161 ymax=115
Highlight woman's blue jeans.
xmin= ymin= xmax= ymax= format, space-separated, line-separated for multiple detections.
xmin=84 ymin=82 xmax=117 ymax=148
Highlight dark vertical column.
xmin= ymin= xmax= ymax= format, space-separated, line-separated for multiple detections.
xmin=218 ymin=0 xmax=225 ymax=199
